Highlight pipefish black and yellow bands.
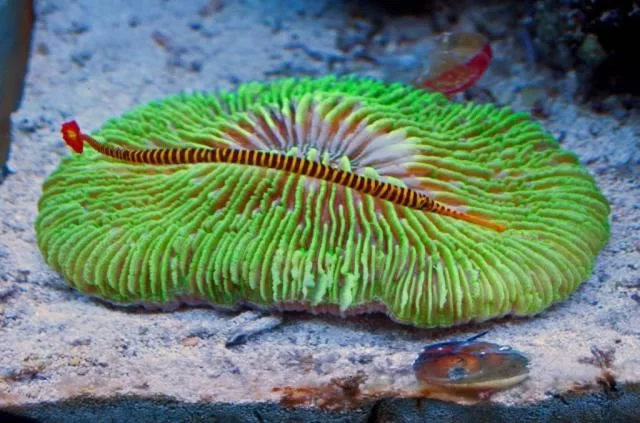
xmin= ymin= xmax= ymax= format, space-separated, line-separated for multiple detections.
xmin=64 ymin=121 xmax=506 ymax=232
xmin=115 ymin=147 xmax=430 ymax=209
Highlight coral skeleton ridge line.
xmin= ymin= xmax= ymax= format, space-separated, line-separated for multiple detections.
xmin=36 ymin=76 xmax=610 ymax=328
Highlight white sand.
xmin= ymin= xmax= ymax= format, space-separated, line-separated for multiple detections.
xmin=1 ymin=0 xmax=638 ymax=419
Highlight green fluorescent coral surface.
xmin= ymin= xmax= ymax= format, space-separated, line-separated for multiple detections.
xmin=35 ymin=75 xmax=611 ymax=328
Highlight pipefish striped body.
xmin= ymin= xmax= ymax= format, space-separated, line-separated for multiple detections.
xmin=61 ymin=120 xmax=506 ymax=232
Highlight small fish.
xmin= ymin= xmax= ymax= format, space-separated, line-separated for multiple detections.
xmin=413 ymin=331 xmax=529 ymax=393
xmin=415 ymin=32 xmax=493 ymax=96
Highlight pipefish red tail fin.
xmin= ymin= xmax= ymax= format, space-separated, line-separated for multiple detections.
xmin=59 ymin=121 xmax=506 ymax=233
xmin=62 ymin=120 xmax=118 ymax=157
xmin=61 ymin=121 xmax=84 ymax=153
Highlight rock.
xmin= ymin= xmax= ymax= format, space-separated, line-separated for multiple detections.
xmin=531 ymin=0 xmax=640 ymax=96
xmin=0 ymin=0 xmax=34 ymax=182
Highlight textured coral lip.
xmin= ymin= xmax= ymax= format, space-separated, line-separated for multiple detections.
xmin=61 ymin=120 xmax=84 ymax=153
xmin=97 ymin=295 xmax=391 ymax=318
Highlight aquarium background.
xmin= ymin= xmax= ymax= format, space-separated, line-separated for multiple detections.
xmin=0 ymin=0 xmax=639 ymax=421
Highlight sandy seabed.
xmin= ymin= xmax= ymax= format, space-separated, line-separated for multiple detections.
xmin=1 ymin=0 xmax=639 ymax=421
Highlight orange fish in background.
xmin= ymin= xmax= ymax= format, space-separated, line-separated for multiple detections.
xmin=415 ymin=32 xmax=493 ymax=95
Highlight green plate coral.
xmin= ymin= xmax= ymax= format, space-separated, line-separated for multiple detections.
xmin=35 ymin=75 xmax=610 ymax=328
